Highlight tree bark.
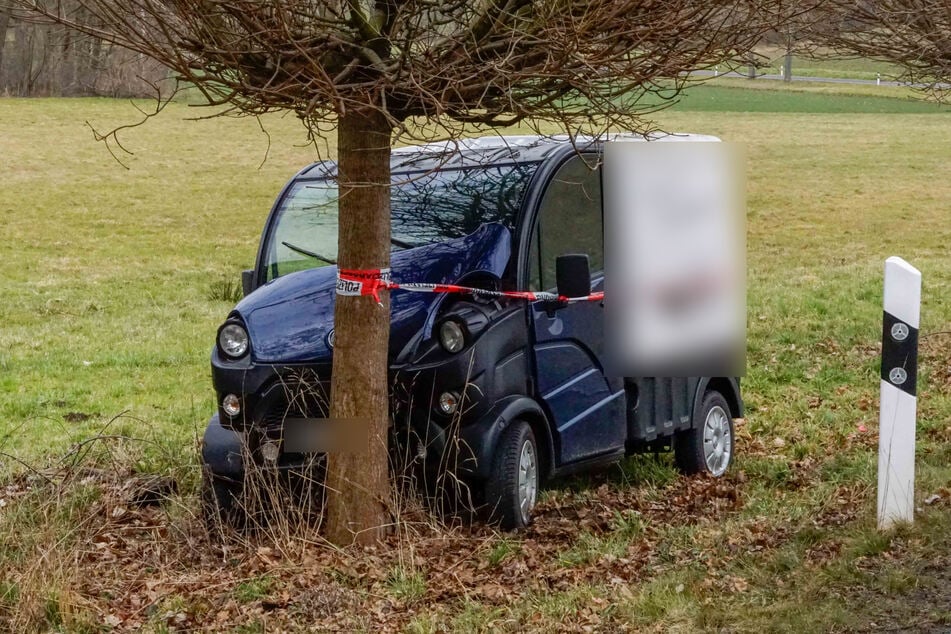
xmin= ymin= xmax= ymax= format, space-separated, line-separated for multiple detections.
xmin=325 ymin=108 xmax=393 ymax=546
xmin=783 ymin=38 xmax=793 ymax=83
xmin=0 ymin=6 xmax=11 ymax=85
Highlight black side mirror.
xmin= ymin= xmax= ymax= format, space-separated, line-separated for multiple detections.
xmin=241 ymin=269 xmax=256 ymax=297
xmin=556 ymin=254 xmax=590 ymax=298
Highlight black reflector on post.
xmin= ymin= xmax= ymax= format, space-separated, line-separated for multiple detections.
xmin=878 ymin=256 xmax=921 ymax=530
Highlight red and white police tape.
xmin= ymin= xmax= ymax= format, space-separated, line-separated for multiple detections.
xmin=336 ymin=268 xmax=604 ymax=304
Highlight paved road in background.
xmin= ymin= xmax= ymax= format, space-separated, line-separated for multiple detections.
xmin=692 ymin=69 xmax=903 ymax=86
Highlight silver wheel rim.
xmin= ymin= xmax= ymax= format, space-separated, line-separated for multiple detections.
xmin=517 ymin=439 xmax=538 ymax=524
xmin=703 ymin=405 xmax=732 ymax=476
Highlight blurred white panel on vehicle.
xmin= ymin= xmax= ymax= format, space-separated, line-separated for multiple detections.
xmin=604 ymin=139 xmax=745 ymax=377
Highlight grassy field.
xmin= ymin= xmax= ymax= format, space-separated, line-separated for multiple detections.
xmin=1 ymin=83 xmax=951 ymax=632
xmin=668 ymin=80 xmax=948 ymax=113
xmin=1 ymin=100 xmax=323 ymax=462
xmin=753 ymin=46 xmax=905 ymax=82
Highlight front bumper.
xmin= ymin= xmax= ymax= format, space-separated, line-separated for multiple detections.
xmin=202 ymin=413 xmax=328 ymax=484
xmin=208 ymin=303 xmax=530 ymax=480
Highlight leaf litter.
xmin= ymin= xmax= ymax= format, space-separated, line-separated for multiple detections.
xmin=0 ymin=434 xmax=876 ymax=632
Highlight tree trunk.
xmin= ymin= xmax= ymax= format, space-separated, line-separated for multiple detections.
xmin=783 ymin=38 xmax=793 ymax=83
xmin=325 ymin=108 xmax=393 ymax=546
xmin=0 ymin=6 xmax=11 ymax=86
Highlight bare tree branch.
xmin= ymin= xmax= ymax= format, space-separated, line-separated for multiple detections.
xmin=12 ymin=0 xmax=814 ymax=139
xmin=817 ymin=1 xmax=951 ymax=99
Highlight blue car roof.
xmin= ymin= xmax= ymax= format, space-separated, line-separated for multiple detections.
xmin=296 ymin=136 xmax=583 ymax=179
xmin=294 ymin=132 xmax=719 ymax=179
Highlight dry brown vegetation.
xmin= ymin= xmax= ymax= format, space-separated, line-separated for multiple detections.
xmin=0 ymin=432 xmax=847 ymax=632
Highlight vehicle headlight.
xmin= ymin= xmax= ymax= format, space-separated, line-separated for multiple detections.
xmin=218 ymin=322 xmax=249 ymax=359
xmin=438 ymin=319 xmax=467 ymax=354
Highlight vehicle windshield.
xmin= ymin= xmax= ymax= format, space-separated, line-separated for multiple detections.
xmin=262 ymin=162 xmax=539 ymax=282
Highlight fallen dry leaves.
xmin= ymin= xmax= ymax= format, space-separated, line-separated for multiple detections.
xmin=0 ymin=448 xmax=876 ymax=632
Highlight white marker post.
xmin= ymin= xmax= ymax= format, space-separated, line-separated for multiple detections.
xmin=877 ymin=256 xmax=921 ymax=530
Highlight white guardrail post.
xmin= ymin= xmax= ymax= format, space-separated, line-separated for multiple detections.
xmin=878 ymin=256 xmax=921 ymax=530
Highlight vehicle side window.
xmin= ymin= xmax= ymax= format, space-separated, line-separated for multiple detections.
xmin=528 ymin=155 xmax=603 ymax=291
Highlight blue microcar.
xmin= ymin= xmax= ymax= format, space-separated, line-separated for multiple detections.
xmin=202 ymin=135 xmax=742 ymax=529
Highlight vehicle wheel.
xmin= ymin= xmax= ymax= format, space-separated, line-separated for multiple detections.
xmin=201 ymin=470 xmax=245 ymax=529
xmin=675 ymin=390 xmax=734 ymax=477
xmin=485 ymin=420 xmax=539 ymax=530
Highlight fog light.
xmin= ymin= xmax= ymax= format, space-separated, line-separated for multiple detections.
xmin=438 ymin=391 xmax=460 ymax=415
xmin=222 ymin=393 xmax=241 ymax=417
xmin=260 ymin=441 xmax=280 ymax=463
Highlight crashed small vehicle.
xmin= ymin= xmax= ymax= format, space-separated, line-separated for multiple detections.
xmin=202 ymin=135 xmax=742 ymax=529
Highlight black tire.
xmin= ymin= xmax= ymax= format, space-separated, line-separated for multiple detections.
xmin=675 ymin=390 xmax=734 ymax=477
xmin=485 ymin=420 xmax=539 ymax=530
xmin=201 ymin=470 xmax=245 ymax=529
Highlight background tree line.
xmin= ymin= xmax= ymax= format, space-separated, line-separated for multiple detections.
xmin=0 ymin=2 xmax=165 ymax=97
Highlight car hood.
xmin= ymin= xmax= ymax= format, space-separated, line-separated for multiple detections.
xmin=236 ymin=223 xmax=512 ymax=364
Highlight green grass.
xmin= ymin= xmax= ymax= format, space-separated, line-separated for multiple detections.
xmin=0 ymin=98 xmax=322 ymax=462
xmin=666 ymin=82 xmax=949 ymax=113
xmin=233 ymin=576 xmax=275 ymax=603
xmin=386 ymin=566 xmax=427 ymax=603
xmin=1 ymin=82 xmax=951 ymax=631
xmin=486 ymin=536 xmax=520 ymax=567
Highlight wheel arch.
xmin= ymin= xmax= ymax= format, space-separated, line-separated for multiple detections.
xmin=693 ymin=376 xmax=743 ymax=423
xmin=458 ymin=395 xmax=556 ymax=481
xmin=517 ymin=406 xmax=555 ymax=481
xmin=202 ymin=413 xmax=245 ymax=479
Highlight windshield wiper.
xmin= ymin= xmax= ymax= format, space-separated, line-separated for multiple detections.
xmin=390 ymin=237 xmax=418 ymax=249
xmin=282 ymin=241 xmax=336 ymax=265
xmin=283 ymin=238 xmax=417 ymax=265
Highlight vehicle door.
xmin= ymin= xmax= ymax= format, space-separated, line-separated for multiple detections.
xmin=525 ymin=153 xmax=626 ymax=465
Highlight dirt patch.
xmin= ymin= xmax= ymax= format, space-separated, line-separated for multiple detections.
xmin=842 ymin=545 xmax=951 ymax=632
xmin=63 ymin=411 xmax=98 ymax=423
